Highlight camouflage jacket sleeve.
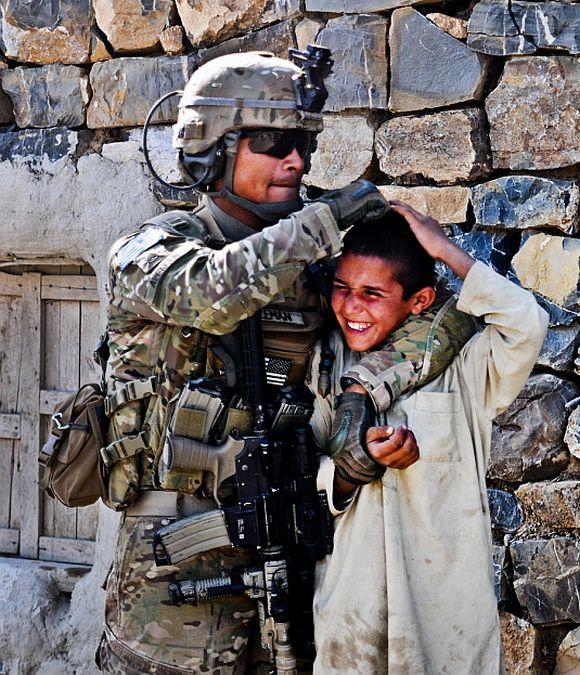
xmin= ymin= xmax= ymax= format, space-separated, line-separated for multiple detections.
xmin=340 ymin=291 xmax=479 ymax=413
xmin=108 ymin=202 xmax=340 ymax=335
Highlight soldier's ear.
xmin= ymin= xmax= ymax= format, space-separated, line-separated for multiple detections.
xmin=409 ymin=287 xmax=436 ymax=315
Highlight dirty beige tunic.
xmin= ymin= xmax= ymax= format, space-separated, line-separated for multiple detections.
xmin=309 ymin=262 xmax=548 ymax=675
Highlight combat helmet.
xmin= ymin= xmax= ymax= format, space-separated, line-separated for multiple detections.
xmin=170 ymin=47 xmax=332 ymax=223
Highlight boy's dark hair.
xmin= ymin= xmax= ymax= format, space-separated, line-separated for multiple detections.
xmin=342 ymin=211 xmax=436 ymax=300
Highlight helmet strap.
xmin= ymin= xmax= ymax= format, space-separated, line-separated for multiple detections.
xmin=206 ymin=130 xmax=303 ymax=225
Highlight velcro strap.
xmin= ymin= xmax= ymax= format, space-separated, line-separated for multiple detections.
xmin=100 ymin=431 xmax=150 ymax=468
xmin=105 ymin=376 xmax=158 ymax=416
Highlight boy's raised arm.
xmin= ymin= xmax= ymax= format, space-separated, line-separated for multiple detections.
xmin=389 ymin=199 xmax=475 ymax=279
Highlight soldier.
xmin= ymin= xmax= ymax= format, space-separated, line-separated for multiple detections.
xmin=97 ymin=50 xmax=474 ymax=674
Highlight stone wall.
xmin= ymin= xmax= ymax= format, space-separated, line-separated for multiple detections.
xmin=0 ymin=0 xmax=578 ymax=672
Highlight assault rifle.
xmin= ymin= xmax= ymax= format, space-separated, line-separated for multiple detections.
xmin=153 ymin=312 xmax=333 ymax=673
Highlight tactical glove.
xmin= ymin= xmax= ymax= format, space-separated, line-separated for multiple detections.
xmin=315 ymin=179 xmax=390 ymax=231
xmin=328 ymin=392 xmax=385 ymax=485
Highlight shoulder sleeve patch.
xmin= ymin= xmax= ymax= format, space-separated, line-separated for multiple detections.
xmin=116 ymin=229 xmax=167 ymax=271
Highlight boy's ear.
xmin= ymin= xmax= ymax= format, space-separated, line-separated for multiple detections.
xmin=409 ymin=286 xmax=436 ymax=315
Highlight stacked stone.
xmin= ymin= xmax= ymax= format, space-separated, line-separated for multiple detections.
xmin=0 ymin=0 xmax=579 ymax=672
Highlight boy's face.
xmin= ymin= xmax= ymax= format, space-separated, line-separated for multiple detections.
xmin=331 ymin=253 xmax=421 ymax=352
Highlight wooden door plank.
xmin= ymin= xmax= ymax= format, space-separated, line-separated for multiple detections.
xmin=44 ymin=300 xmax=80 ymax=540
xmin=1 ymin=294 xmax=23 ymax=532
xmin=17 ymin=273 xmax=42 ymax=558
xmin=41 ymin=275 xmax=98 ymax=302
xmin=40 ymin=300 xmax=61 ymax=540
xmin=0 ymin=414 xmax=20 ymax=440
xmin=42 ymin=287 xmax=99 ymax=302
xmin=42 ymin=275 xmax=98 ymax=290
xmin=0 ymin=527 xmax=19 ymax=554
xmin=0 ymin=272 xmax=24 ymax=297
xmin=39 ymin=536 xmax=95 ymax=565
xmin=40 ymin=416 xmax=57 ymax=539
xmin=40 ymin=389 xmax=76 ymax=415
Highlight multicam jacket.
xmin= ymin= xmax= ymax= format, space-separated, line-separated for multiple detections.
xmin=103 ymin=197 xmax=475 ymax=509
xmin=104 ymin=198 xmax=340 ymax=508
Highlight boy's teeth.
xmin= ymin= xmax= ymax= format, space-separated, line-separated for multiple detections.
xmin=346 ymin=320 xmax=371 ymax=331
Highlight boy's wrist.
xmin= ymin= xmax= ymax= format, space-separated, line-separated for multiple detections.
xmin=437 ymin=239 xmax=475 ymax=280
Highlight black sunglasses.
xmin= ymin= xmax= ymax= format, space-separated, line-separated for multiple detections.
xmin=243 ymin=129 xmax=315 ymax=160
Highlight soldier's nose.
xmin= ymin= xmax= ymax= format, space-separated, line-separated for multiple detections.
xmin=282 ymin=147 xmax=305 ymax=172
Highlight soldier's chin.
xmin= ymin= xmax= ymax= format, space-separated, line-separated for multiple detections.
xmin=267 ymin=185 xmax=299 ymax=201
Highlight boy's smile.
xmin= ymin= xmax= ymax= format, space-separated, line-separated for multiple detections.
xmin=331 ymin=253 xmax=423 ymax=352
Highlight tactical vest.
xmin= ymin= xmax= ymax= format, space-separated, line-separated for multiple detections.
xmin=103 ymin=203 xmax=324 ymax=510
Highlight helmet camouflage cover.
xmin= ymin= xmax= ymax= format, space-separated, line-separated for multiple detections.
xmin=173 ymin=51 xmax=324 ymax=155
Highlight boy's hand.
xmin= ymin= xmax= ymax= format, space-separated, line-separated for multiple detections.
xmin=366 ymin=425 xmax=420 ymax=470
xmin=389 ymin=199 xmax=475 ymax=280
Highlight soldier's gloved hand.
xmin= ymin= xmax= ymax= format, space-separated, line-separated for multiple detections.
xmin=315 ymin=179 xmax=390 ymax=231
xmin=328 ymin=391 xmax=385 ymax=485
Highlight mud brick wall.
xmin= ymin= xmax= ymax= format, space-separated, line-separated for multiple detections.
xmin=0 ymin=1 xmax=578 ymax=672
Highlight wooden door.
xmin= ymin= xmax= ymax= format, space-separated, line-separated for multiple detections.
xmin=0 ymin=267 xmax=102 ymax=564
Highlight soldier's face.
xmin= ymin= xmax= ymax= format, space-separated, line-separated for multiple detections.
xmin=231 ymin=136 xmax=305 ymax=204
xmin=331 ymin=253 xmax=423 ymax=352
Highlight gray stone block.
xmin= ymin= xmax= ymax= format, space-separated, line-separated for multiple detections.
xmin=490 ymin=374 xmax=579 ymax=483
xmin=1 ymin=65 xmax=89 ymax=129
xmin=538 ymin=324 xmax=580 ymax=374
xmin=472 ymin=176 xmax=579 ymax=236
xmin=389 ymin=8 xmax=487 ymax=112
xmin=516 ymin=481 xmax=580 ymax=533
xmin=426 ymin=13 xmax=467 ymax=40
xmin=377 ymin=186 xmax=470 ymax=224
xmin=0 ymin=127 xmax=78 ymax=167
xmin=468 ymin=0 xmax=579 ymax=56
xmin=565 ymin=407 xmax=580 ymax=460
xmin=511 ymin=537 xmax=580 ymax=624
xmin=488 ymin=488 xmax=522 ymax=533
xmin=555 ymin=626 xmax=580 ymax=675
xmin=0 ymin=59 xmax=14 ymax=124
xmin=492 ymin=545 xmax=511 ymax=604
xmin=486 ymin=56 xmax=580 ymax=171
xmin=512 ymin=233 xmax=580 ymax=315
xmin=304 ymin=113 xmax=374 ymax=190
xmin=87 ymin=56 xmax=196 ymax=129
xmin=306 ymin=0 xmax=443 ymax=11
xmin=197 ymin=21 xmax=295 ymax=63
xmin=0 ymin=0 xmax=92 ymax=64
xmin=499 ymin=612 xmax=542 ymax=675
xmin=375 ymin=108 xmax=491 ymax=184
xmin=176 ymin=0 xmax=300 ymax=48
xmin=93 ymin=0 xmax=175 ymax=53
xmin=316 ymin=14 xmax=388 ymax=112
xmin=436 ymin=230 xmax=520 ymax=293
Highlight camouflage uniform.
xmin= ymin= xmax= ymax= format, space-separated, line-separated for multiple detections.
xmin=98 ymin=194 xmax=475 ymax=673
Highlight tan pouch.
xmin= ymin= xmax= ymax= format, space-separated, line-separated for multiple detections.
xmin=39 ymin=383 xmax=107 ymax=507
xmin=262 ymin=309 xmax=324 ymax=386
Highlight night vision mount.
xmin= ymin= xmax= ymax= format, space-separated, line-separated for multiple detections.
xmin=289 ymin=44 xmax=334 ymax=114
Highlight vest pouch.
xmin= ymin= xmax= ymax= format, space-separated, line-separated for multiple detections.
xmin=158 ymin=381 xmax=228 ymax=492
xmin=262 ymin=309 xmax=324 ymax=387
xmin=39 ymin=383 xmax=107 ymax=507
